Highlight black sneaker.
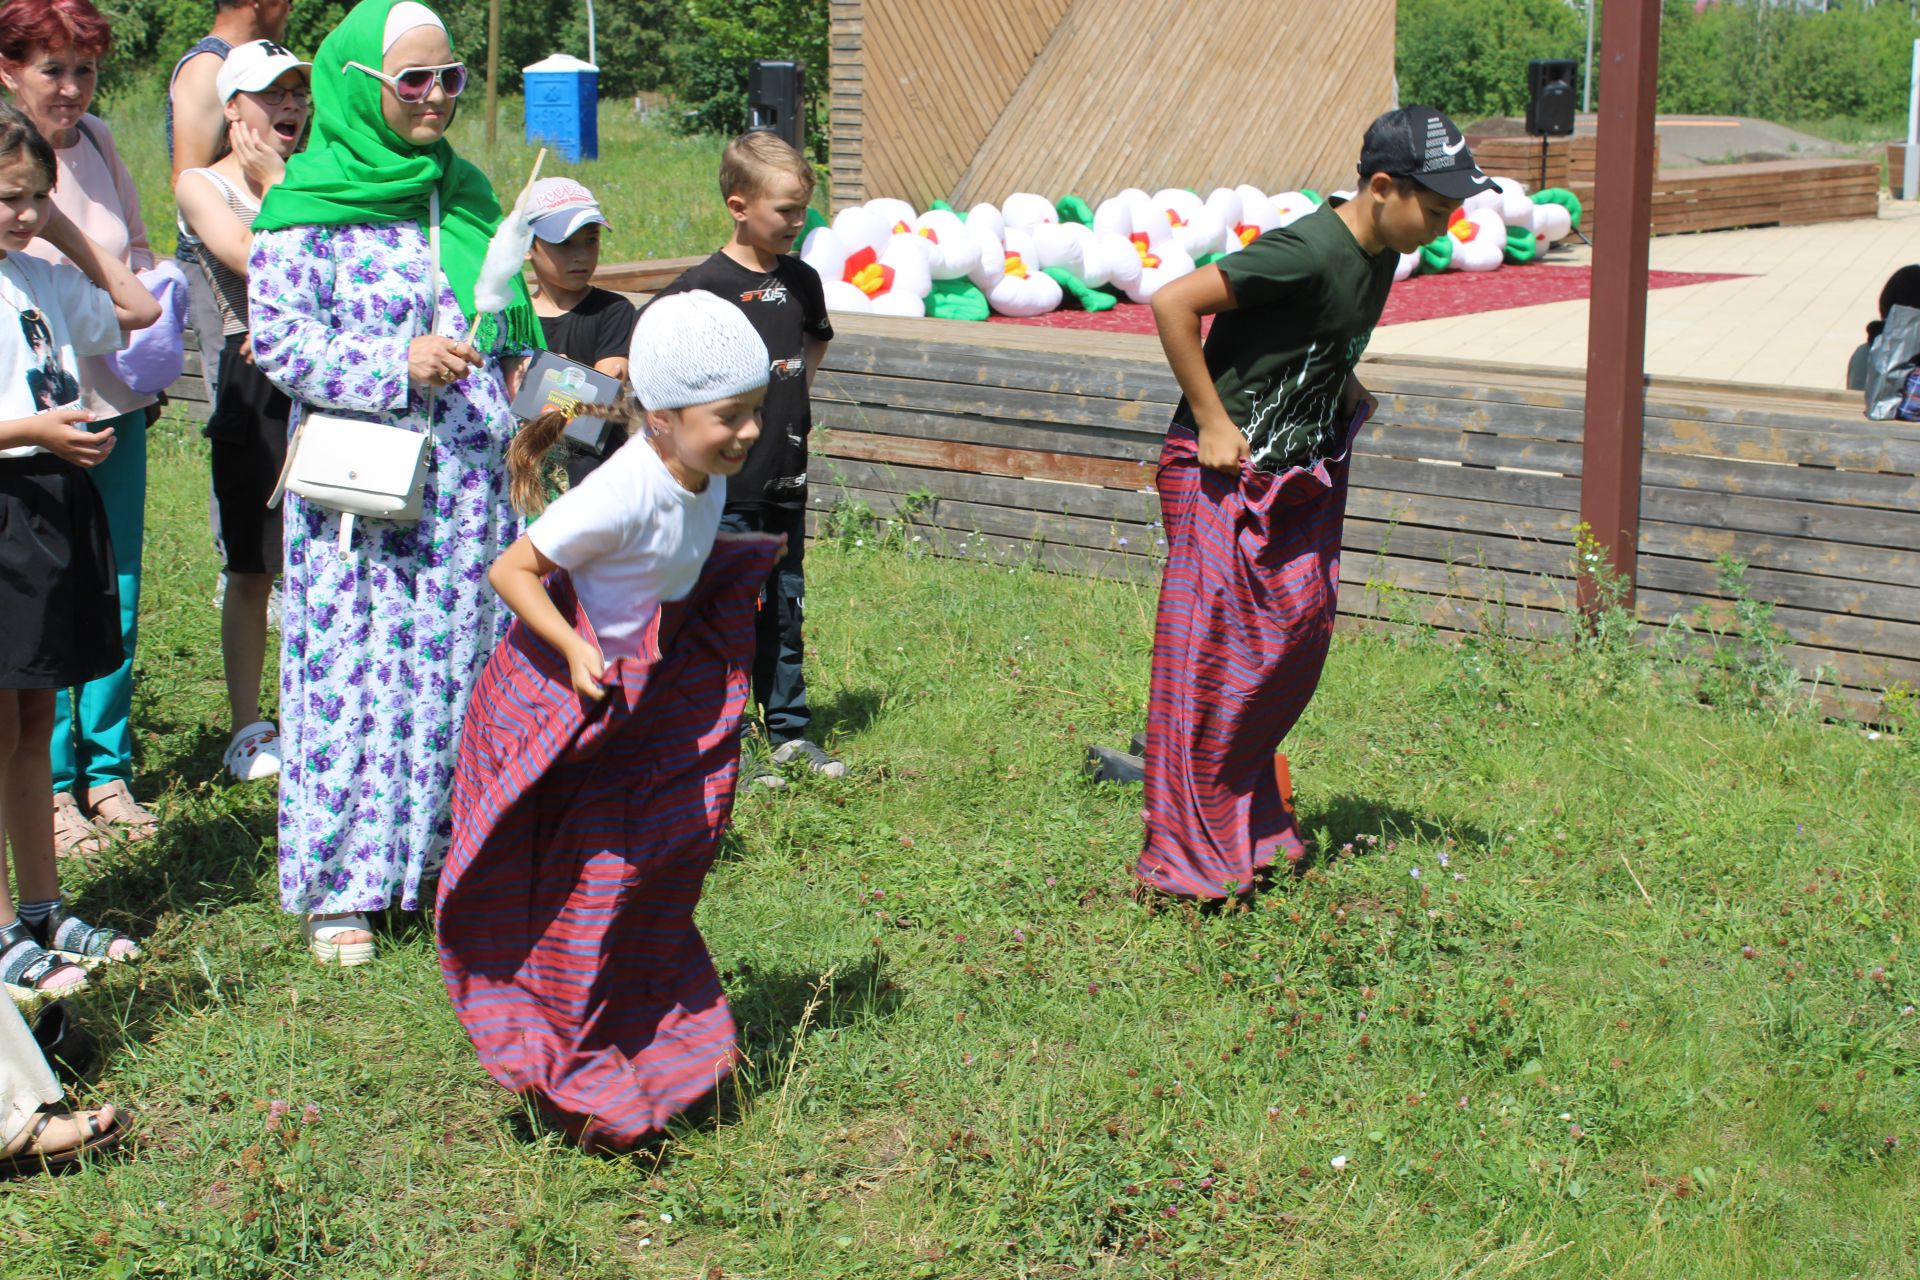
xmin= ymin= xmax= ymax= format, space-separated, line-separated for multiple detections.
xmin=771 ymin=738 xmax=848 ymax=779
xmin=1085 ymin=745 xmax=1145 ymax=786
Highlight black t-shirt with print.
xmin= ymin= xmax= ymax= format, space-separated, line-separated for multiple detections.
xmin=538 ymin=286 xmax=639 ymax=370
xmin=1172 ymin=202 xmax=1396 ymax=474
xmin=653 ymin=251 xmax=833 ymax=509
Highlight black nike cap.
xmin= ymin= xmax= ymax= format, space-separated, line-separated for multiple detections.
xmin=1358 ymin=105 xmax=1491 ymax=201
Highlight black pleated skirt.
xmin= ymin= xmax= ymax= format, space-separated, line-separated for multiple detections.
xmin=0 ymin=453 xmax=122 ymax=689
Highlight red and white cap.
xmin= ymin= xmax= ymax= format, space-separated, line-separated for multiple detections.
xmin=217 ymin=40 xmax=310 ymax=104
xmin=525 ymin=177 xmax=611 ymax=243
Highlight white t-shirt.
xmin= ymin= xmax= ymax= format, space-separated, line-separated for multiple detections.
xmin=0 ymin=253 xmax=122 ymax=459
xmin=527 ymin=438 xmax=726 ymax=661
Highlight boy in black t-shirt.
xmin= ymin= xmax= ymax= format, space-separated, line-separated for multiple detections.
xmin=1131 ymin=106 xmax=1485 ymax=903
xmin=654 ymin=132 xmax=839 ymax=784
xmin=524 ymin=178 xmax=640 ymax=487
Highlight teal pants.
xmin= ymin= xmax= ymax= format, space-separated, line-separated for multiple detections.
xmin=51 ymin=409 xmax=147 ymax=795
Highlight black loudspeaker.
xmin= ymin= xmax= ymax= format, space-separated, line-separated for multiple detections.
xmin=1526 ymin=58 xmax=1578 ymax=137
xmin=748 ymin=60 xmax=805 ymax=154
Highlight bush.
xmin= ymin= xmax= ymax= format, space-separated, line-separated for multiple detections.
xmin=668 ymin=0 xmax=829 ymax=164
xmin=96 ymin=0 xmax=675 ymax=109
xmin=1402 ymin=0 xmax=1920 ymax=128
xmin=1396 ymin=0 xmax=1586 ymax=122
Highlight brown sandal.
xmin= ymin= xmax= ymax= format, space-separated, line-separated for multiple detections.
xmin=85 ymin=781 xmax=158 ymax=844
xmin=0 ymin=1104 xmax=126 ymax=1178
xmin=52 ymin=794 xmax=106 ymax=860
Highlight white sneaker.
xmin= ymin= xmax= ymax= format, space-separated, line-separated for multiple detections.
xmin=224 ymin=721 xmax=282 ymax=782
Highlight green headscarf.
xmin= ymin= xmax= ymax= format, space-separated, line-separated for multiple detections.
xmin=253 ymin=0 xmax=541 ymax=351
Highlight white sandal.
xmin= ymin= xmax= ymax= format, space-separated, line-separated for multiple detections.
xmin=223 ymin=721 xmax=282 ymax=783
xmin=304 ymin=913 xmax=375 ymax=967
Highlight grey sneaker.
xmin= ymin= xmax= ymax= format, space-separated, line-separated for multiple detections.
xmin=771 ymin=738 xmax=847 ymax=779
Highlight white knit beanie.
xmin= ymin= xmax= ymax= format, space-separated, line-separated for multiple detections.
xmin=629 ymin=290 xmax=771 ymax=411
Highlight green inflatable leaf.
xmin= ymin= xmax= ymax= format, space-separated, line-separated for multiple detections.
xmin=1300 ymin=189 xmax=1323 ymax=206
xmin=1503 ymin=224 xmax=1539 ymax=264
xmin=1533 ymin=187 xmax=1583 ymax=229
xmin=1044 ymin=266 xmax=1118 ymax=312
xmin=927 ymin=277 xmax=991 ymax=321
xmin=1194 ymin=251 xmax=1224 ymax=268
xmin=1055 ymin=194 xmax=1094 ymax=226
xmin=801 ymin=206 xmax=828 ymax=241
xmin=931 ymin=198 xmax=954 ymax=212
xmin=1417 ymin=234 xmax=1453 ymax=274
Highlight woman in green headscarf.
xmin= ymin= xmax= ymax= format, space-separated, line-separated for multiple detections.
xmin=248 ymin=0 xmax=539 ymax=968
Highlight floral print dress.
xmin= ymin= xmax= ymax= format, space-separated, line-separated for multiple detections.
xmin=250 ymin=222 xmax=523 ymax=915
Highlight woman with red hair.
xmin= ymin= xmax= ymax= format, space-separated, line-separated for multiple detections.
xmin=0 ymin=0 xmax=163 ymax=857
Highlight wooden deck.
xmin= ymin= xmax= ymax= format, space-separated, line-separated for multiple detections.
xmin=802 ymin=313 xmax=1915 ymax=722
xmin=161 ymin=304 xmax=1917 ymax=723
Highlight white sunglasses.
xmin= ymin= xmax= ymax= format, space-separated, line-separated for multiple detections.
xmin=344 ymin=60 xmax=469 ymax=103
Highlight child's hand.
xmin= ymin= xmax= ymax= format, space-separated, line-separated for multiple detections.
xmin=230 ymin=122 xmax=289 ymax=189
xmin=1195 ymin=414 xmax=1250 ymax=475
xmin=34 ymin=408 xmax=112 ymax=467
xmin=1341 ymin=374 xmax=1378 ymax=424
xmin=566 ymin=639 xmax=607 ymax=701
xmin=32 ymin=203 xmax=76 ymax=250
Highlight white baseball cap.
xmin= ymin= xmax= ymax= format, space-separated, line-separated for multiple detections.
xmin=525 ymin=177 xmax=611 ymax=244
xmin=217 ymin=40 xmax=311 ymax=104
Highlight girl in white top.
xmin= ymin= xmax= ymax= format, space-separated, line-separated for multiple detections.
xmin=0 ymin=103 xmax=160 ymax=1001
xmin=173 ymin=39 xmax=312 ymax=785
xmin=493 ymin=290 xmax=769 ymax=701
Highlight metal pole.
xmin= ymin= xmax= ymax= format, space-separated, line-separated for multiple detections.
xmin=1905 ymin=37 xmax=1920 ymax=199
xmin=485 ymin=0 xmax=502 ymax=148
xmin=1580 ymin=0 xmax=1661 ymax=615
xmin=1583 ymin=0 xmax=1595 ymax=114
xmin=587 ymin=0 xmax=598 ymax=68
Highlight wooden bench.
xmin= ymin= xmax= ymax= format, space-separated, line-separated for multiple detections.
xmin=1575 ymin=159 xmax=1879 ymax=237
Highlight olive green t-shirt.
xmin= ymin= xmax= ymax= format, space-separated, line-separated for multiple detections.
xmin=1171 ymin=202 xmax=1397 ymax=473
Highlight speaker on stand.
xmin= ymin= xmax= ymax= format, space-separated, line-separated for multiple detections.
xmin=1525 ymin=58 xmax=1586 ymax=246
xmin=748 ymin=59 xmax=805 ymax=155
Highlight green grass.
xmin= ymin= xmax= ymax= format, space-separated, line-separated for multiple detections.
xmin=113 ymin=92 xmax=736 ymax=263
xmin=6 ymin=415 xmax=1916 ymax=1277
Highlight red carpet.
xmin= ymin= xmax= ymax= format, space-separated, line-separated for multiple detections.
xmin=987 ymin=264 xmax=1745 ymax=335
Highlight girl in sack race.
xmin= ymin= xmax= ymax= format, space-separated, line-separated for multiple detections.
xmin=245 ymin=0 xmax=543 ymax=967
xmin=437 ymin=291 xmax=787 ymax=1152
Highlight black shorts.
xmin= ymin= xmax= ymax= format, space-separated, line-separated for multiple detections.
xmin=0 ymin=453 xmax=121 ymax=689
xmin=205 ymin=333 xmax=291 ymax=575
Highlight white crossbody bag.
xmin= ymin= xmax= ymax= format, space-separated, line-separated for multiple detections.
xmin=268 ymin=189 xmax=444 ymax=553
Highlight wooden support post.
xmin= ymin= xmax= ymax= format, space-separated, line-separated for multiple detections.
xmin=1579 ymin=0 xmax=1661 ymax=614
xmin=485 ymin=0 xmax=502 ymax=148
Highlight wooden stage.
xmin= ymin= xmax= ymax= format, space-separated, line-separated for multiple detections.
xmin=162 ymin=299 xmax=1916 ymax=723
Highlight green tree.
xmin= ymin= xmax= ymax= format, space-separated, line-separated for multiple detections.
xmin=669 ymin=0 xmax=828 ymax=162
xmin=1396 ymin=0 xmax=1586 ymax=122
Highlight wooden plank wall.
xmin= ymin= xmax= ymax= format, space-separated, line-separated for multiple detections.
xmin=828 ymin=0 xmax=864 ymax=211
xmin=830 ymin=0 xmax=1395 ymax=211
xmin=834 ymin=0 xmax=1072 ymax=212
xmin=804 ymin=313 xmax=1917 ymax=723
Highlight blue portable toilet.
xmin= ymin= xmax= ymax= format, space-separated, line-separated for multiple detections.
xmin=523 ymin=54 xmax=599 ymax=162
